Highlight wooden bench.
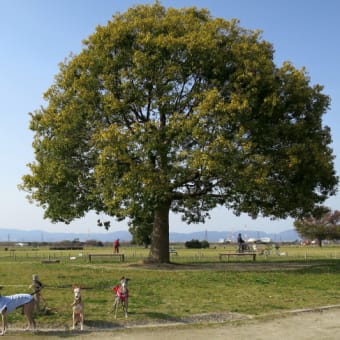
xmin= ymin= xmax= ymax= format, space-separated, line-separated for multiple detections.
xmin=88 ymin=253 xmax=125 ymax=262
xmin=41 ymin=259 xmax=60 ymax=264
xmin=219 ymin=252 xmax=256 ymax=262
xmin=169 ymin=248 xmax=178 ymax=255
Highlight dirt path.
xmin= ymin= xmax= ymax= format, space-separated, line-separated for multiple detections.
xmin=5 ymin=306 xmax=340 ymax=339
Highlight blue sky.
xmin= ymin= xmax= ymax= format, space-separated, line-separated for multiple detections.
xmin=0 ymin=0 xmax=339 ymax=237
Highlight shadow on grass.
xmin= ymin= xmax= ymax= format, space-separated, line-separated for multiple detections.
xmin=84 ymin=319 xmax=121 ymax=328
xmin=27 ymin=320 xmax=123 ymax=338
xmin=29 ymin=330 xmax=91 ymax=338
xmin=141 ymin=312 xmax=182 ymax=323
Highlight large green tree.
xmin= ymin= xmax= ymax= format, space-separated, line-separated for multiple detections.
xmin=294 ymin=206 xmax=340 ymax=247
xmin=21 ymin=3 xmax=337 ymax=263
xmin=128 ymin=209 xmax=153 ymax=248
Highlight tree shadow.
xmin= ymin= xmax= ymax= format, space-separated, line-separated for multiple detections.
xmin=140 ymin=312 xmax=183 ymax=323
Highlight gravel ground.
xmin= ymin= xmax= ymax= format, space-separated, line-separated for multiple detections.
xmin=4 ymin=305 xmax=340 ymax=339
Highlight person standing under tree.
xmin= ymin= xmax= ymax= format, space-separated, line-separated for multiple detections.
xmin=113 ymin=239 xmax=120 ymax=253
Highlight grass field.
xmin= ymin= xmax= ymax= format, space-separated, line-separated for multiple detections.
xmin=1 ymin=244 xmax=340 ymax=329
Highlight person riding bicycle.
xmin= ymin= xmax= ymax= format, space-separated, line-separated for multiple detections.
xmin=237 ymin=233 xmax=247 ymax=252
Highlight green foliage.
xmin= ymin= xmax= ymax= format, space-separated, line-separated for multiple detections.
xmin=185 ymin=239 xmax=202 ymax=248
xmin=185 ymin=239 xmax=210 ymax=248
xmin=128 ymin=210 xmax=153 ymax=247
xmin=200 ymin=240 xmax=210 ymax=249
xmin=20 ymin=2 xmax=338 ymax=263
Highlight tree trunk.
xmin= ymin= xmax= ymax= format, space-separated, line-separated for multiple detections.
xmin=149 ymin=202 xmax=170 ymax=263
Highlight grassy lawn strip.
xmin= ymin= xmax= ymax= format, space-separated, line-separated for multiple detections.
xmin=1 ymin=252 xmax=340 ymax=329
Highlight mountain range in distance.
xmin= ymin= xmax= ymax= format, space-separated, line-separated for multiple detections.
xmin=0 ymin=228 xmax=300 ymax=243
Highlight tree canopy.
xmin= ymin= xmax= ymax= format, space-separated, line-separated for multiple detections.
xmin=294 ymin=206 xmax=340 ymax=246
xmin=20 ymin=2 xmax=338 ymax=263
